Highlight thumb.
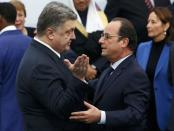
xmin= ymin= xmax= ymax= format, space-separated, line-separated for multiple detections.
xmin=64 ymin=59 xmax=73 ymax=70
xmin=84 ymin=101 xmax=93 ymax=109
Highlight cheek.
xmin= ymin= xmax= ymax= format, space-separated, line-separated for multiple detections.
xmin=59 ymin=37 xmax=68 ymax=47
xmin=148 ymin=26 xmax=163 ymax=36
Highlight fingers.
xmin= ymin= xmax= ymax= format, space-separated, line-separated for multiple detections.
xmin=69 ymin=111 xmax=90 ymax=123
xmin=73 ymin=54 xmax=89 ymax=79
xmin=85 ymin=65 xmax=97 ymax=80
xmin=84 ymin=101 xmax=94 ymax=109
xmin=70 ymin=111 xmax=86 ymax=120
xmin=63 ymin=59 xmax=73 ymax=70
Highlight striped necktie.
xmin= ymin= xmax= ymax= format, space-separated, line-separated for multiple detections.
xmin=145 ymin=0 xmax=153 ymax=11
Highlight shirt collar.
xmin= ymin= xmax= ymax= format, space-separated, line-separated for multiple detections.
xmin=111 ymin=54 xmax=132 ymax=70
xmin=0 ymin=25 xmax=17 ymax=35
xmin=34 ymin=37 xmax=61 ymax=58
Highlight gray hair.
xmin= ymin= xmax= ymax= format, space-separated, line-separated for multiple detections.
xmin=37 ymin=1 xmax=77 ymax=36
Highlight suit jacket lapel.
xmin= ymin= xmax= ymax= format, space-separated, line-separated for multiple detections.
xmin=31 ymin=40 xmax=71 ymax=75
xmin=94 ymin=55 xmax=134 ymax=104
xmin=94 ymin=69 xmax=109 ymax=96
xmin=155 ymin=44 xmax=170 ymax=78
xmin=137 ymin=41 xmax=152 ymax=70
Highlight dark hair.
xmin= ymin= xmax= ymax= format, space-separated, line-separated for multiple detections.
xmin=0 ymin=2 xmax=16 ymax=24
xmin=150 ymin=7 xmax=174 ymax=41
xmin=37 ymin=2 xmax=77 ymax=36
xmin=111 ymin=17 xmax=137 ymax=51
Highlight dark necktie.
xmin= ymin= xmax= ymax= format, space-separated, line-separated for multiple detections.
xmin=145 ymin=0 xmax=154 ymax=11
xmin=96 ymin=66 xmax=114 ymax=94
xmin=102 ymin=66 xmax=114 ymax=82
xmin=154 ymin=0 xmax=171 ymax=6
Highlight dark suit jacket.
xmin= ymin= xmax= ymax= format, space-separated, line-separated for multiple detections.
xmin=0 ymin=30 xmax=31 ymax=131
xmin=26 ymin=27 xmax=36 ymax=38
xmin=89 ymin=55 xmax=150 ymax=131
xmin=168 ymin=42 xmax=174 ymax=131
xmin=105 ymin=0 xmax=149 ymax=43
xmin=153 ymin=0 xmax=174 ymax=15
xmin=16 ymin=40 xmax=88 ymax=131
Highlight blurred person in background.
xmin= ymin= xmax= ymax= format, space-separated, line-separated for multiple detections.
xmin=0 ymin=2 xmax=31 ymax=131
xmin=104 ymin=0 xmax=149 ymax=43
xmin=136 ymin=7 xmax=174 ymax=131
xmin=168 ymin=37 xmax=174 ymax=131
xmin=147 ymin=0 xmax=174 ymax=15
xmin=10 ymin=0 xmax=35 ymax=37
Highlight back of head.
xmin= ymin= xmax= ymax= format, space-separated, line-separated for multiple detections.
xmin=10 ymin=0 xmax=26 ymax=17
xmin=0 ymin=2 xmax=16 ymax=24
xmin=112 ymin=17 xmax=137 ymax=51
xmin=151 ymin=7 xmax=174 ymax=41
xmin=37 ymin=1 xmax=77 ymax=37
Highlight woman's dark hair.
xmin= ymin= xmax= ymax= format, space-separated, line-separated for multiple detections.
xmin=151 ymin=7 xmax=174 ymax=41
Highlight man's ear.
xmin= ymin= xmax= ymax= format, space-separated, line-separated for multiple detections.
xmin=121 ymin=38 xmax=129 ymax=47
xmin=46 ymin=28 xmax=54 ymax=40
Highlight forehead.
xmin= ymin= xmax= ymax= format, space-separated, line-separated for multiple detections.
xmin=59 ymin=20 xmax=76 ymax=31
xmin=148 ymin=12 xmax=160 ymax=21
xmin=104 ymin=21 xmax=121 ymax=34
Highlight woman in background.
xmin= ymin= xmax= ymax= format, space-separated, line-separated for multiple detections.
xmin=136 ymin=7 xmax=174 ymax=131
xmin=10 ymin=0 xmax=35 ymax=37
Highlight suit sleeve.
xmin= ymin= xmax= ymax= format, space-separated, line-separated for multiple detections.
xmin=105 ymin=70 xmax=150 ymax=127
xmin=30 ymin=64 xmax=88 ymax=119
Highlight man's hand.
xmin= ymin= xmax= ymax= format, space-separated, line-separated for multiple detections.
xmin=64 ymin=54 xmax=89 ymax=80
xmin=69 ymin=101 xmax=101 ymax=124
xmin=85 ymin=65 xmax=97 ymax=80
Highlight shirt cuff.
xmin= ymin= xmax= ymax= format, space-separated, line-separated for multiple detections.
xmin=98 ymin=110 xmax=106 ymax=124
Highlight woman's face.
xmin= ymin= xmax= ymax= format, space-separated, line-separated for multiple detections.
xmin=146 ymin=12 xmax=169 ymax=42
xmin=73 ymin=0 xmax=91 ymax=11
xmin=15 ymin=10 xmax=25 ymax=31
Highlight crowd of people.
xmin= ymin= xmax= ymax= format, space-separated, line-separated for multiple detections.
xmin=0 ymin=0 xmax=174 ymax=131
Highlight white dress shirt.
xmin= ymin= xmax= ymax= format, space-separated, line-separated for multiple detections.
xmin=34 ymin=37 xmax=61 ymax=58
xmin=0 ymin=25 xmax=17 ymax=35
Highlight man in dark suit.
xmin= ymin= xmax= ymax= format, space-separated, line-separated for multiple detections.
xmin=104 ymin=0 xmax=149 ymax=43
xmin=0 ymin=3 xmax=31 ymax=131
xmin=70 ymin=18 xmax=151 ymax=131
xmin=16 ymin=2 xmax=89 ymax=131
xmin=168 ymin=42 xmax=174 ymax=131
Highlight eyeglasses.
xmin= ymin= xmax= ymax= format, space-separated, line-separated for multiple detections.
xmin=101 ymin=33 xmax=122 ymax=40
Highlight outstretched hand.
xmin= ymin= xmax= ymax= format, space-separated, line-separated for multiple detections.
xmin=69 ymin=101 xmax=101 ymax=124
xmin=64 ymin=54 xmax=89 ymax=80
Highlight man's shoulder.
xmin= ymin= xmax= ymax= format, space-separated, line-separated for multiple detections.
xmin=0 ymin=31 xmax=31 ymax=45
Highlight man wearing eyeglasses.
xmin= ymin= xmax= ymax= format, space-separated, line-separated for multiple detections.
xmin=69 ymin=17 xmax=151 ymax=131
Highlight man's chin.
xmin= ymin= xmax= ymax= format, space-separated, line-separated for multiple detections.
xmin=64 ymin=45 xmax=71 ymax=52
xmin=101 ymin=51 xmax=107 ymax=56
